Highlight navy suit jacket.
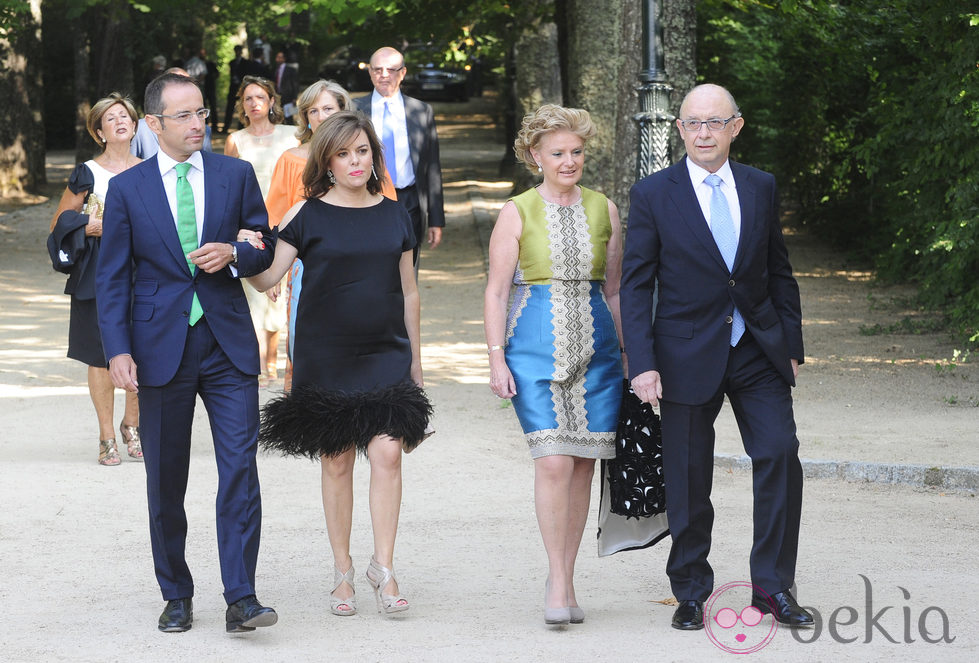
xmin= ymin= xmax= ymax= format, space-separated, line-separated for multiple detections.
xmin=96 ymin=152 xmax=275 ymax=387
xmin=354 ymin=93 xmax=445 ymax=228
xmin=620 ymin=159 xmax=803 ymax=405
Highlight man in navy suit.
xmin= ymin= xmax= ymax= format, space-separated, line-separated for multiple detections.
xmin=620 ymin=84 xmax=814 ymax=630
xmin=97 ymin=72 xmax=278 ymax=634
xmin=353 ymin=46 xmax=445 ymax=266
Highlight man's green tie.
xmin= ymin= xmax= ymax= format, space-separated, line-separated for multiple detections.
xmin=174 ymin=162 xmax=204 ymax=326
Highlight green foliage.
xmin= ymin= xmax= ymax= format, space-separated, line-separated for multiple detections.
xmin=0 ymin=0 xmax=30 ymax=34
xmin=699 ymin=0 xmax=979 ymax=347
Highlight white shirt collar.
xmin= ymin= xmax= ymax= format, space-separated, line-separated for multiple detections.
xmin=686 ymin=157 xmax=735 ymax=190
xmin=371 ymin=89 xmax=404 ymax=111
xmin=157 ymin=149 xmax=204 ymax=177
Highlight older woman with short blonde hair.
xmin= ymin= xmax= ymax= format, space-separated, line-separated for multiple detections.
xmin=513 ymin=104 xmax=597 ymax=173
xmin=484 ymin=103 xmax=624 ymax=625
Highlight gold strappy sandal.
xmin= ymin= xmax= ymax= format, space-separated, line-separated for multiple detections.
xmin=120 ymin=424 xmax=143 ymax=460
xmin=99 ymin=439 xmax=121 ymax=466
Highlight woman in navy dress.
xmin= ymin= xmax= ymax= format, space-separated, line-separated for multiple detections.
xmin=49 ymin=93 xmax=143 ymax=465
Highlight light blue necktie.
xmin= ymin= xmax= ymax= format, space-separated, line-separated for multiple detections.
xmin=705 ymin=173 xmax=744 ymax=346
xmin=382 ymin=101 xmax=398 ymax=188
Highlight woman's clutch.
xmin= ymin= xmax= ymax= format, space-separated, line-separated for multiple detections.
xmin=82 ymin=193 xmax=104 ymax=221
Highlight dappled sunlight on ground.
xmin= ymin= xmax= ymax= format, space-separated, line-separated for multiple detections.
xmin=0 ymin=384 xmax=89 ymax=397
xmin=444 ymin=179 xmax=511 ymax=190
xmin=805 ymin=354 xmax=956 ymax=367
xmin=418 ymin=262 xmax=485 ymax=285
xmin=421 ymin=341 xmax=489 ymax=386
xmin=795 ymin=267 xmax=874 ymax=281
xmin=439 ymin=121 xmax=498 ymax=139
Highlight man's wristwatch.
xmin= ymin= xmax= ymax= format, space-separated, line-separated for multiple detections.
xmin=229 ymin=243 xmax=238 ymax=265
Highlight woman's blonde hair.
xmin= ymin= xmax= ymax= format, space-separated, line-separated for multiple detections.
xmin=513 ymin=104 xmax=596 ymax=175
xmin=294 ymin=80 xmax=352 ymax=143
xmin=303 ymin=110 xmax=384 ymax=199
xmin=234 ymin=76 xmax=285 ymax=127
xmin=86 ymin=93 xmax=138 ymax=148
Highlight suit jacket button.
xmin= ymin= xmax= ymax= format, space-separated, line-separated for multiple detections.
xmin=182 ymin=311 xmax=189 ymax=317
xmin=729 ymin=279 xmax=736 ymax=287
xmin=725 ymin=315 xmax=733 ymax=324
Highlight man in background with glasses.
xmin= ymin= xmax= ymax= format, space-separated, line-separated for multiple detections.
xmin=354 ymin=46 xmax=445 ymax=268
xmin=131 ymin=68 xmax=214 ymax=159
xmin=97 ymin=71 xmax=278 ymax=635
xmin=621 ymin=83 xmax=813 ymax=632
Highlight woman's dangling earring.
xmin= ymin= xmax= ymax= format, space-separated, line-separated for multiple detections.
xmin=371 ymin=165 xmax=378 ymax=181
xmin=536 ymin=163 xmax=542 ymax=173
xmin=328 ymin=170 xmax=336 ymax=185
xmin=308 ymin=123 xmax=312 ymax=129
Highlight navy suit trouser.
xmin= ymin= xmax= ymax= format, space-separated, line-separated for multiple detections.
xmin=660 ymin=332 xmax=803 ymax=601
xmin=138 ymin=318 xmax=262 ymax=604
xmin=395 ymin=184 xmax=423 ymax=266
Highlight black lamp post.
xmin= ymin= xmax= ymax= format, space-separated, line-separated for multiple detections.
xmin=634 ymin=0 xmax=674 ymax=181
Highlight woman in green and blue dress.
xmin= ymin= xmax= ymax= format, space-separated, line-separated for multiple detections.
xmin=483 ymin=104 xmax=625 ymax=626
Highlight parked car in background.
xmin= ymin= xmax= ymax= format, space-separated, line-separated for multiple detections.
xmin=401 ymin=44 xmax=470 ymax=102
xmin=318 ymin=45 xmax=372 ymax=92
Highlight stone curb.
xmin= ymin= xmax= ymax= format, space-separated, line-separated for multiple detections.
xmin=465 ymin=177 xmax=979 ymax=496
xmin=714 ymin=453 xmax=979 ymax=494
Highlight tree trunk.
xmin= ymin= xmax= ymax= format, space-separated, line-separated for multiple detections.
xmin=0 ymin=0 xmax=45 ymax=196
xmin=508 ymin=12 xmax=563 ymax=191
xmin=94 ymin=0 xmax=134 ymax=99
xmin=565 ymin=0 xmax=640 ymax=210
xmin=662 ymin=0 xmax=697 ymax=162
xmin=73 ymin=15 xmax=93 ymax=163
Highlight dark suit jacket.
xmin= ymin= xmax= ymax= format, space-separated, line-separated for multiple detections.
xmin=96 ymin=152 xmax=275 ymax=386
xmin=620 ymin=159 xmax=803 ymax=405
xmin=354 ymin=93 xmax=445 ymax=229
xmin=274 ymin=63 xmax=299 ymax=105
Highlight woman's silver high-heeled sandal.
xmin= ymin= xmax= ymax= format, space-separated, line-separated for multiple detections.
xmin=120 ymin=424 xmax=143 ymax=460
xmin=330 ymin=563 xmax=357 ymax=616
xmin=365 ymin=556 xmax=409 ymax=614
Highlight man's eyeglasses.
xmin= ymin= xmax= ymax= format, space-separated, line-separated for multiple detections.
xmin=679 ymin=114 xmax=741 ymax=132
xmin=152 ymin=108 xmax=210 ymax=124
xmin=370 ymin=66 xmax=404 ymax=76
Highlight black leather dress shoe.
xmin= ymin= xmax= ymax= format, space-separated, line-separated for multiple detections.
xmin=671 ymin=599 xmax=705 ymax=630
xmin=226 ymin=595 xmax=278 ymax=633
xmin=752 ymin=590 xmax=814 ymax=627
xmin=158 ymin=598 xmax=193 ymax=633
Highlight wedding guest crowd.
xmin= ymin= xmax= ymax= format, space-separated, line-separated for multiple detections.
xmin=50 ymin=32 xmax=811 ymax=637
